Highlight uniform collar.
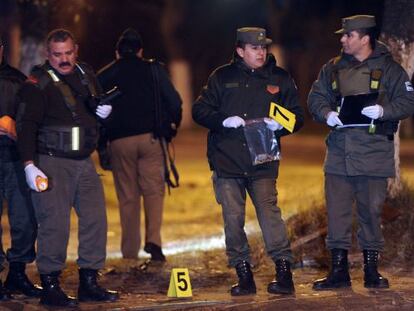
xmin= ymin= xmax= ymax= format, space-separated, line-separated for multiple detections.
xmin=232 ymin=53 xmax=277 ymax=77
xmin=340 ymin=40 xmax=391 ymax=64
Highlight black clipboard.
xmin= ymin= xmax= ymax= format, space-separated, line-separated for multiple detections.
xmin=338 ymin=92 xmax=378 ymax=126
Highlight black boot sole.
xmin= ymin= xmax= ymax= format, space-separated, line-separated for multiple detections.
xmin=364 ymin=282 xmax=389 ymax=289
xmin=40 ymin=300 xmax=79 ymax=307
xmin=5 ymin=289 xmax=42 ymax=298
xmin=267 ymin=287 xmax=295 ymax=295
xmin=78 ymin=291 xmax=120 ymax=302
xmin=230 ymin=284 xmax=257 ymax=296
xmin=230 ymin=289 xmax=257 ymax=296
xmin=78 ymin=296 xmax=119 ymax=302
xmin=4 ymin=285 xmax=42 ymax=298
xmin=313 ymin=281 xmax=351 ymax=291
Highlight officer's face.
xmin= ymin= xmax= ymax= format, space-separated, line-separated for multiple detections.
xmin=340 ymin=31 xmax=367 ymax=57
xmin=236 ymin=44 xmax=267 ymax=69
xmin=47 ymin=38 xmax=78 ymax=75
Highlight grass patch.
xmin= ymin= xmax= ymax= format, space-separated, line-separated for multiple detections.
xmin=282 ymin=179 xmax=414 ymax=269
xmin=382 ymin=181 xmax=414 ymax=267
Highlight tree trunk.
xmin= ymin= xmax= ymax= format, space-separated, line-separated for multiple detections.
xmin=161 ymin=1 xmax=193 ymax=130
xmin=381 ymin=0 xmax=414 ymax=198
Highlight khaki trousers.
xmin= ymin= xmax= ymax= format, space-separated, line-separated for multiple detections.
xmin=110 ymin=133 xmax=165 ymax=259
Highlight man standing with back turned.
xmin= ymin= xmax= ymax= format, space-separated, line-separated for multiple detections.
xmin=97 ymin=28 xmax=182 ymax=264
xmin=193 ymin=27 xmax=304 ymax=296
xmin=308 ymin=15 xmax=414 ymax=290
xmin=17 ymin=29 xmax=119 ymax=307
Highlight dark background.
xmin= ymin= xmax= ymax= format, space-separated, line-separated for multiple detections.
xmin=1 ymin=0 xmax=385 ymax=125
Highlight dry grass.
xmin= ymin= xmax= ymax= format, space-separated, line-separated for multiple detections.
xmin=81 ymin=133 xmax=414 ymax=266
xmin=282 ymin=178 xmax=414 ymax=269
xmin=382 ymin=181 xmax=414 ymax=267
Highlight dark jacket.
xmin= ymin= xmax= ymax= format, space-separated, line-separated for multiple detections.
xmin=308 ymin=41 xmax=414 ymax=177
xmin=0 ymin=59 xmax=27 ymax=161
xmin=192 ymin=53 xmax=304 ymax=178
xmin=97 ymin=56 xmax=182 ymax=142
xmin=0 ymin=59 xmax=26 ymax=118
xmin=17 ymin=62 xmax=100 ymax=162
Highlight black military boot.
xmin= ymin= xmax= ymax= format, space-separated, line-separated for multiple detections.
xmin=40 ymin=271 xmax=78 ymax=307
xmin=268 ymin=259 xmax=295 ymax=294
xmin=78 ymin=268 xmax=119 ymax=302
xmin=144 ymin=242 xmax=166 ymax=262
xmin=4 ymin=262 xmax=42 ymax=297
xmin=230 ymin=261 xmax=256 ymax=296
xmin=313 ymin=248 xmax=351 ymax=290
xmin=0 ymin=280 xmax=13 ymax=301
xmin=363 ymin=250 xmax=389 ymax=288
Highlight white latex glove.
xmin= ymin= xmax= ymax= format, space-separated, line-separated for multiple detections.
xmin=222 ymin=116 xmax=245 ymax=128
xmin=96 ymin=105 xmax=112 ymax=119
xmin=24 ymin=163 xmax=48 ymax=192
xmin=361 ymin=104 xmax=384 ymax=119
xmin=326 ymin=111 xmax=343 ymax=127
xmin=264 ymin=118 xmax=283 ymax=131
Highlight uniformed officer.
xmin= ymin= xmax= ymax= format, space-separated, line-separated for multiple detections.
xmin=16 ymin=29 xmax=119 ymax=306
xmin=193 ymin=27 xmax=304 ymax=296
xmin=0 ymin=35 xmax=41 ymax=300
xmin=308 ymin=15 xmax=414 ymax=290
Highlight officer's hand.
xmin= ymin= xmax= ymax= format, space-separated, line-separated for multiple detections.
xmin=264 ymin=118 xmax=283 ymax=131
xmin=222 ymin=116 xmax=245 ymax=128
xmin=326 ymin=111 xmax=343 ymax=127
xmin=24 ymin=163 xmax=48 ymax=192
xmin=361 ymin=104 xmax=384 ymax=119
xmin=96 ymin=105 xmax=112 ymax=119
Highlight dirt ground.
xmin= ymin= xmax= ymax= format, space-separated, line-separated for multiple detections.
xmin=2 ymin=253 xmax=414 ymax=311
xmin=1 ymin=129 xmax=414 ymax=310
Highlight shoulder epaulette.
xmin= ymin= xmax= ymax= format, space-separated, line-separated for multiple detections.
xmin=332 ymin=56 xmax=341 ymax=65
xmin=27 ymin=65 xmax=52 ymax=89
xmin=144 ymin=58 xmax=166 ymax=68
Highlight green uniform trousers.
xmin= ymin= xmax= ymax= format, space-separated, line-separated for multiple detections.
xmin=325 ymin=173 xmax=387 ymax=251
xmin=213 ymin=174 xmax=292 ymax=267
xmin=31 ymin=154 xmax=107 ymax=274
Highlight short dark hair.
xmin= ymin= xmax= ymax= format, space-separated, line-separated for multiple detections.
xmin=355 ymin=27 xmax=377 ymax=49
xmin=46 ymin=29 xmax=76 ymax=49
xmin=116 ymin=28 xmax=143 ymax=57
xmin=235 ymin=40 xmax=246 ymax=49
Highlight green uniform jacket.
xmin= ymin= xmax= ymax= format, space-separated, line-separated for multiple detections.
xmin=308 ymin=41 xmax=414 ymax=177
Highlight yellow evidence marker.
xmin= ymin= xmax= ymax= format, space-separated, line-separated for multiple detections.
xmin=167 ymin=268 xmax=192 ymax=297
xmin=268 ymin=102 xmax=296 ymax=133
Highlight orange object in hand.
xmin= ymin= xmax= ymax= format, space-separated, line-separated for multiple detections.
xmin=0 ymin=115 xmax=17 ymax=139
xmin=36 ymin=176 xmax=48 ymax=191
